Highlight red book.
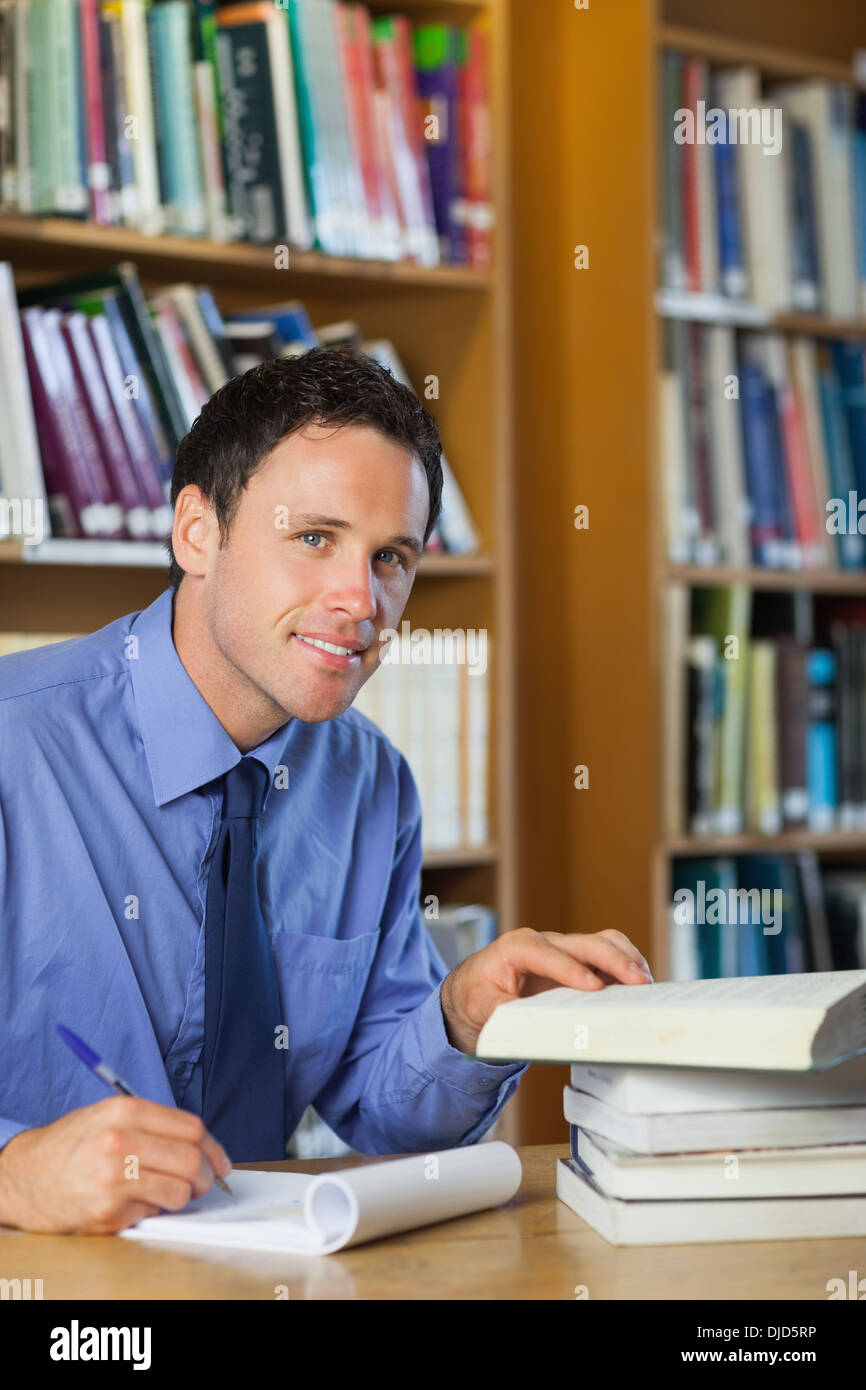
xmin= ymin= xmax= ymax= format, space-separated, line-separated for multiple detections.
xmin=79 ymin=0 xmax=112 ymax=225
xmin=20 ymin=307 xmax=121 ymax=538
xmin=336 ymin=3 xmax=398 ymax=259
xmin=779 ymin=376 xmax=822 ymax=564
xmin=461 ymin=26 xmax=493 ymax=272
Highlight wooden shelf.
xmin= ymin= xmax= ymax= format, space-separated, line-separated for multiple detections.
xmin=422 ymin=844 xmax=499 ymax=868
xmin=664 ymin=831 xmax=866 ymax=856
xmin=0 ymin=538 xmax=494 ymax=576
xmin=0 ymin=215 xmax=493 ymax=294
xmin=656 ymin=289 xmax=866 ymax=338
xmin=665 ymin=565 xmax=866 ymax=594
xmin=655 ymin=22 xmax=855 ymax=84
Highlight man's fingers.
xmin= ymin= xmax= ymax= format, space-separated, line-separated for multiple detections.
xmin=593 ymin=929 xmax=653 ymax=978
xmin=97 ymin=1097 xmax=231 ymax=1178
xmin=119 ymin=1133 xmax=217 ymax=1199
xmin=510 ymin=930 xmax=652 ymax=990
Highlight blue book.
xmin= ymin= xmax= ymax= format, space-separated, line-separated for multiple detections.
xmin=817 ymin=343 xmax=866 ymax=568
xmin=807 ymin=648 xmax=838 ymax=832
xmin=832 ymin=339 xmax=866 ymax=498
xmin=712 ymin=118 xmax=745 ymax=297
xmin=788 ymin=124 xmax=820 ymax=311
xmin=229 ymin=301 xmax=318 ymax=349
xmin=149 ymin=1 xmax=206 ymax=237
xmin=854 ymin=95 xmax=866 ymax=296
xmin=738 ymin=356 xmax=785 ymax=567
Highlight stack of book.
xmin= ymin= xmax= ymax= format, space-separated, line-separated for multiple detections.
xmin=475 ymin=970 xmax=866 ymax=1244
xmin=0 ymin=0 xmax=492 ymax=268
xmin=660 ymin=52 xmax=866 ymax=315
xmin=0 ymin=260 xmax=480 ymax=554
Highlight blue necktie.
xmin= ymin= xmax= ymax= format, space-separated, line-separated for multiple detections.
xmin=201 ymin=756 xmax=287 ymax=1161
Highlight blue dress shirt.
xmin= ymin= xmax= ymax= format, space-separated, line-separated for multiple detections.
xmin=0 ymin=587 xmax=526 ymax=1157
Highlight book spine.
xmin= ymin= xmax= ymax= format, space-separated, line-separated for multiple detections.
xmin=462 ymin=23 xmax=492 ymax=272
xmin=149 ymin=0 xmax=206 ymax=236
xmin=776 ymin=640 xmax=809 ymax=828
xmin=216 ymin=15 xmax=283 ymax=244
xmin=79 ymin=0 xmax=112 ymax=222
xmin=100 ymin=294 xmax=174 ymax=496
xmin=117 ymin=261 xmax=188 ymax=451
xmin=53 ymin=0 xmax=87 ymax=215
xmin=20 ymin=306 xmax=97 ymax=536
xmin=61 ymin=310 xmax=151 ymax=536
xmin=87 ymin=311 xmax=169 ymax=529
xmin=660 ymin=49 xmax=685 ymax=290
xmin=414 ymin=27 xmax=459 ymax=263
xmin=739 ymin=356 xmax=785 ymax=568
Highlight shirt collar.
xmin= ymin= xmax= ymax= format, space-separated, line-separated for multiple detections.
xmin=128 ymin=588 xmax=291 ymax=808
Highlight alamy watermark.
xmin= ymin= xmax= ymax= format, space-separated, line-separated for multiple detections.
xmin=673 ymin=880 xmax=782 ymax=935
xmin=378 ymin=622 xmax=487 ymax=675
xmin=0 ymin=497 xmax=45 ymax=546
xmin=674 ymin=102 xmax=782 ymax=157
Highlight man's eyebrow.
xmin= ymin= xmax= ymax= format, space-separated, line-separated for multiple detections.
xmin=288 ymin=513 xmax=424 ymax=558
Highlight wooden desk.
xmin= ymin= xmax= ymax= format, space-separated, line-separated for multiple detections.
xmin=1 ymin=1144 xmax=860 ymax=1300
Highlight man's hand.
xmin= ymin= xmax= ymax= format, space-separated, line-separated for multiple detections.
xmin=0 ymin=1097 xmax=233 ymax=1234
xmin=440 ymin=927 xmax=654 ymax=1053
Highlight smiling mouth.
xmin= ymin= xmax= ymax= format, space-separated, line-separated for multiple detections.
xmin=295 ymin=634 xmax=361 ymax=656
xmin=292 ymin=634 xmax=365 ymax=666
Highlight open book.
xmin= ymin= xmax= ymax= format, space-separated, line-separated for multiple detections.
xmin=118 ymin=1142 xmax=521 ymax=1255
xmin=473 ymin=971 xmax=866 ymax=1070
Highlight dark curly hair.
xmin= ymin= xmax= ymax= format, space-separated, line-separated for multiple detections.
xmin=165 ymin=345 xmax=443 ymax=588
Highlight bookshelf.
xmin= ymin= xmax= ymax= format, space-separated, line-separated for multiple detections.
xmin=0 ymin=1 xmax=519 ymax=1136
xmin=511 ymin=0 xmax=866 ymax=1141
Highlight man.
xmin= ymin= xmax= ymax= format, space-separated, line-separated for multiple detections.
xmin=0 ymin=347 xmax=652 ymax=1234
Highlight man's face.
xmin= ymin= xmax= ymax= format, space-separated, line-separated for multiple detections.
xmin=198 ymin=421 xmax=429 ymax=725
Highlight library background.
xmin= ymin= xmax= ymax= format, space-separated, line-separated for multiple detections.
xmin=0 ymin=0 xmax=865 ymax=1150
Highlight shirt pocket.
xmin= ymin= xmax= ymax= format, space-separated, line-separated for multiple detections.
xmin=271 ymin=930 xmax=380 ymax=1094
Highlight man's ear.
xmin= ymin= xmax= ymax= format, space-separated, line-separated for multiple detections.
xmin=172 ymin=485 xmax=214 ymax=581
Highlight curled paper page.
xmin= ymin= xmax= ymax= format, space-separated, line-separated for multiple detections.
xmin=118 ymin=1141 xmax=522 ymax=1255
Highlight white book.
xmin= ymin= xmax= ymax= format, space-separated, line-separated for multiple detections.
xmin=569 ymin=1051 xmax=866 ymax=1115
xmin=658 ymin=366 xmax=692 ymax=565
xmin=474 ymin=971 xmax=866 ymax=1070
xmin=118 ymin=0 xmax=164 ymax=236
xmin=120 ymin=1143 xmax=521 ymax=1255
xmin=556 ymin=1155 xmax=866 ymax=1246
xmin=430 ymin=657 xmax=460 ymax=849
xmin=465 ymin=655 xmax=488 ymax=845
xmin=563 ymin=1085 xmax=866 ymax=1153
xmin=0 ymin=263 xmax=50 ymax=532
xmin=573 ymin=1125 xmax=866 ymax=1200
xmin=406 ymin=657 xmax=432 ymax=849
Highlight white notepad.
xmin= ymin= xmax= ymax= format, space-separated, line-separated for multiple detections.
xmin=119 ymin=1142 xmax=522 ymax=1254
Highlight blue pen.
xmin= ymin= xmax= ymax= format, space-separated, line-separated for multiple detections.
xmin=57 ymin=1024 xmax=232 ymax=1195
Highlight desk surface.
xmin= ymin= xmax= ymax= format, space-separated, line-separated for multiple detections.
xmin=1 ymin=1144 xmax=859 ymax=1300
